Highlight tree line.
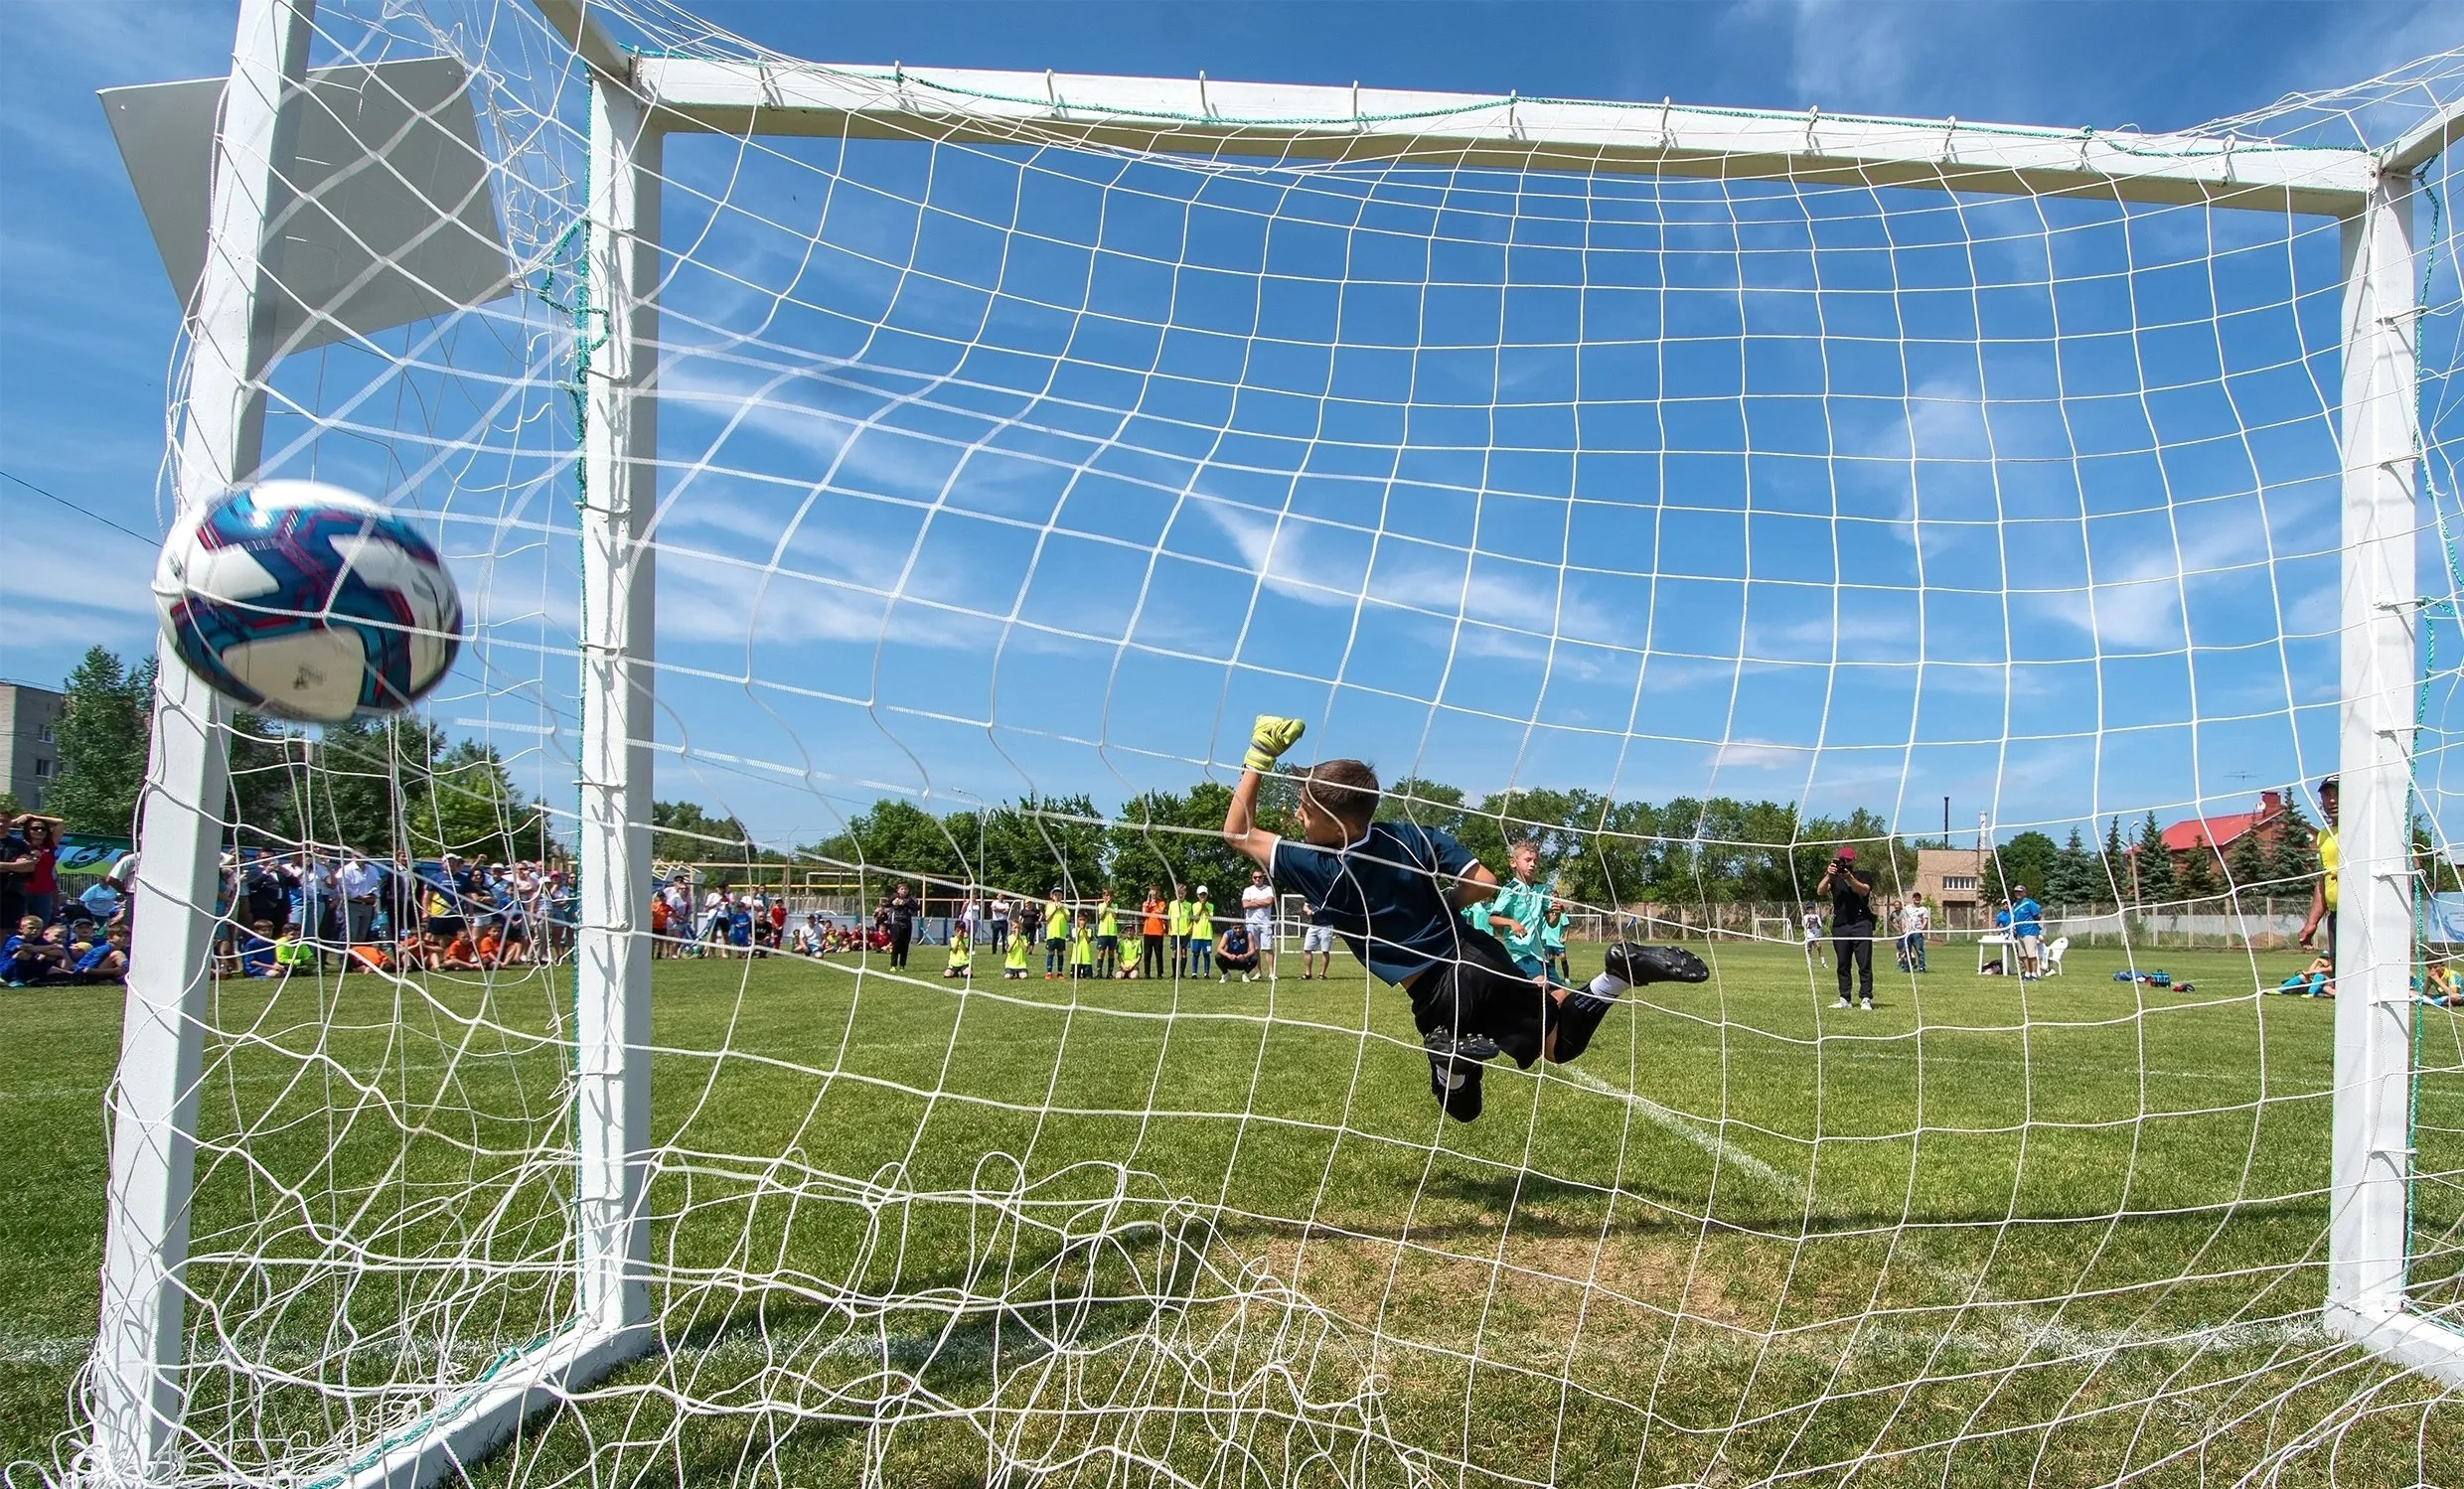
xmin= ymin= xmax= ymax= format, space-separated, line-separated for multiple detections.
xmin=34 ymin=646 xmax=554 ymax=863
xmin=37 ymin=645 xmax=2364 ymax=909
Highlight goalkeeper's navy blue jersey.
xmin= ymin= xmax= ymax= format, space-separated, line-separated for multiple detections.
xmin=1269 ymin=822 xmax=1478 ymax=985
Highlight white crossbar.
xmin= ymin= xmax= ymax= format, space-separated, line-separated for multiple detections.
xmin=631 ymin=59 xmax=2376 ymax=216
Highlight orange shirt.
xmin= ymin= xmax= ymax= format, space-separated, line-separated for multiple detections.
xmin=1142 ymin=898 xmax=1166 ymax=938
xmin=447 ymin=934 xmax=477 ymax=963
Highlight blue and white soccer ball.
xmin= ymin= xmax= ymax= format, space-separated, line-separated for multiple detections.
xmin=154 ymin=480 xmax=463 ymax=724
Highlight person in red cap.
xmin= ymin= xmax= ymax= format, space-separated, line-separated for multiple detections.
xmin=1818 ymin=846 xmax=1877 ymax=1010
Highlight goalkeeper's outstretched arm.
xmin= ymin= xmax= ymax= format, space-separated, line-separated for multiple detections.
xmin=1225 ymin=762 xmax=1278 ymax=871
xmin=1224 ymin=713 xmax=1306 ymax=869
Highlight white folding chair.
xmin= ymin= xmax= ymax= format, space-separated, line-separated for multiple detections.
xmin=2044 ymin=935 xmax=2070 ymax=977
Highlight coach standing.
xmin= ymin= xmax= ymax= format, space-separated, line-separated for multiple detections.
xmin=1820 ymin=847 xmax=1876 ymax=1011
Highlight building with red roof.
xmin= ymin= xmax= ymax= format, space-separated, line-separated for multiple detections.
xmin=2159 ymin=790 xmax=2290 ymax=855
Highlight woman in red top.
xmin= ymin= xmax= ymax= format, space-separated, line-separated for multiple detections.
xmin=1140 ymin=888 xmax=1167 ymax=980
xmin=17 ymin=818 xmax=60 ymax=926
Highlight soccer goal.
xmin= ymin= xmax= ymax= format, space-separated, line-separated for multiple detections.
xmin=66 ymin=2 xmax=2464 ymax=1486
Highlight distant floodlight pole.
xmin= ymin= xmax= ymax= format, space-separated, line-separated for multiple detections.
xmin=2325 ymin=161 xmax=2464 ymax=1386
xmin=87 ymin=0 xmax=315 ymax=1481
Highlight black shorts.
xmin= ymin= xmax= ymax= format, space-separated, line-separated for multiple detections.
xmin=1096 ymin=935 xmax=1118 ymax=952
xmin=1405 ymin=925 xmax=1551 ymax=1069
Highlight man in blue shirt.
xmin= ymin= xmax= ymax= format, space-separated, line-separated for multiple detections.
xmin=1222 ymin=714 xmax=1707 ymax=1122
xmin=2010 ymin=884 xmax=2045 ymax=980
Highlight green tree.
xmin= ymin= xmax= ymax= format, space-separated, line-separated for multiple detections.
xmin=980 ymin=793 xmax=1105 ymax=898
xmin=2175 ymin=841 xmax=2221 ymax=901
xmin=46 ymin=646 xmax=156 ymax=834
xmin=2270 ymin=800 xmax=2318 ymax=895
xmin=1986 ymin=829 xmax=2061 ymax=905
xmin=1556 ymin=797 xmax=1657 ymax=910
xmin=2130 ymin=812 xmax=2175 ymax=908
xmin=1107 ymin=783 xmax=1251 ymax=900
xmin=841 ymin=798 xmax=966 ymax=894
xmin=2225 ymin=827 xmax=2272 ymax=905
xmin=2099 ymin=816 xmax=2130 ymax=904
xmin=406 ymin=739 xmax=532 ymax=862
xmin=1377 ymin=777 xmax=1465 ymax=835
xmin=2046 ymin=826 xmax=2099 ymax=905
xmin=653 ymin=800 xmax=753 ymax=867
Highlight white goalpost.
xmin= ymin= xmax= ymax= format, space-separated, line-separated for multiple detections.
xmin=65 ymin=1 xmax=2464 ymax=1486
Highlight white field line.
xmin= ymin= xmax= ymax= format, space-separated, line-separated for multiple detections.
xmin=1553 ymin=1065 xmax=1800 ymax=1195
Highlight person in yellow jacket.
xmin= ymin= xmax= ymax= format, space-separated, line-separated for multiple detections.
xmin=1119 ymin=918 xmax=1146 ymax=979
xmin=1043 ymin=891 xmax=1069 ymax=979
xmin=2299 ymin=774 xmax=2340 ymax=956
xmin=1069 ymin=911 xmax=1097 ymax=979
xmin=1094 ymin=891 xmax=1121 ymax=978
xmin=943 ymin=924 xmax=973 ymax=979
xmin=1166 ymin=888 xmax=1193 ymax=978
xmin=1003 ymin=929 xmax=1031 ymax=979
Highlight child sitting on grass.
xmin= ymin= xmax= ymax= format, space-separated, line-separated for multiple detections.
xmin=77 ymin=926 xmax=130 ymax=983
xmin=1223 ymin=714 xmax=1707 ymax=1122
xmin=4 ymin=915 xmax=70 ymax=986
xmin=437 ymin=929 xmax=483 ymax=971
xmin=1003 ymin=929 xmax=1031 ymax=979
xmin=945 ymin=925 xmax=974 ymax=979
xmin=272 ymin=925 xmax=318 ymax=978
xmin=238 ymin=920 xmax=281 ymax=978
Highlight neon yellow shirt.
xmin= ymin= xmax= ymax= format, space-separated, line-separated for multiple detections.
xmin=948 ymin=937 xmax=971 ymax=970
xmin=1004 ymin=937 xmax=1029 ymax=971
xmin=1097 ymin=906 xmax=1119 ymax=937
xmin=1167 ymin=899 xmax=1191 ymax=937
xmin=1045 ymin=901 xmax=1068 ymax=940
xmin=2318 ymin=824 xmax=2339 ymax=912
xmin=1070 ymin=927 xmax=1094 ymax=966
xmin=1188 ymin=900 xmax=1215 ymax=942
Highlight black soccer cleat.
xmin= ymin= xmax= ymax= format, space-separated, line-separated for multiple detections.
xmin=1606 ymin=942 xmax=1710 ymax=987
xmin=1423 ymin=1027 xmax=1486 ymax=1122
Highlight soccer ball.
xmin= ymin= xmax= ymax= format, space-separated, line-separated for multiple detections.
xmin=154 ymin=481 xmax=463 ymax=724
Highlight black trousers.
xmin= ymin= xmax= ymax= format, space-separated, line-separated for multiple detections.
xmin=889 ymin=925 xmax=912 ymax=968
xmin=1834 ymin=927 xmax=1874 ymax=999
xmin=1142 ymin=936 xmax=1163 ymax=977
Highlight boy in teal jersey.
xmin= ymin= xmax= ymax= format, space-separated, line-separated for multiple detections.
xmin=1481 ymin=840 xmax=1554 ymax=979
xmin=1541 ymin=902 xmax=1570 ymax=984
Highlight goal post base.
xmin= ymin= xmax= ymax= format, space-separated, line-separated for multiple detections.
xmin=2324 ymin=1301 xmax=2464 ymax=1391
xmin=327 ymin=1323 xmax=655 ymax=1489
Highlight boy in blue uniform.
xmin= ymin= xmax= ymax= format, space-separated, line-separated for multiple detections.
xmin=1223 ymin=715 xmax=1707 ymax=1121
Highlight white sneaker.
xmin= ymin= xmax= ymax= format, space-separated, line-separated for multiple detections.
xmin=1833 ymin=996 xmax=1851 ymax=1009
xmin=1859 ymin=1000 xmax=1875 ymax=1012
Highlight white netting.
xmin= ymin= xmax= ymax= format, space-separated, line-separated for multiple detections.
xmin=34 ymin=3 xmax=2464 ymax=1485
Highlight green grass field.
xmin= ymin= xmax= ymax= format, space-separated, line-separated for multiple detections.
xmin=5 ymin=938 xmax=2460 ymax=1486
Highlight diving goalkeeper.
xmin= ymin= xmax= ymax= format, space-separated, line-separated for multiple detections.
xmin=1222 ymin=714 xmax=1708 ymax=1122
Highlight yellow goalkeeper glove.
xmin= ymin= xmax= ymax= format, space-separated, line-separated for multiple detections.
xmin=1243 ymin=714 xmax=1306 ymax=773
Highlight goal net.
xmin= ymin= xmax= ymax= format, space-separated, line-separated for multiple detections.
xmin=58 ymin=3 xmax=2464 ymax=1486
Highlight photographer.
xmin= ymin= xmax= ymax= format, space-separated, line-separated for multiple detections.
xmin=1819 ymin=847 xmax=1877 ymax=1011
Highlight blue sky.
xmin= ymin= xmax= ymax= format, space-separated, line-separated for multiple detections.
xmin=8 ymin=1 xmax=2464 ymax=855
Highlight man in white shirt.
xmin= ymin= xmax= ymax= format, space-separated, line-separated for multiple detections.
xmin=339 ymin=852 xmax=385 ymax=947
xmin=1240 ymin=869 xmax=1278 ymax=978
